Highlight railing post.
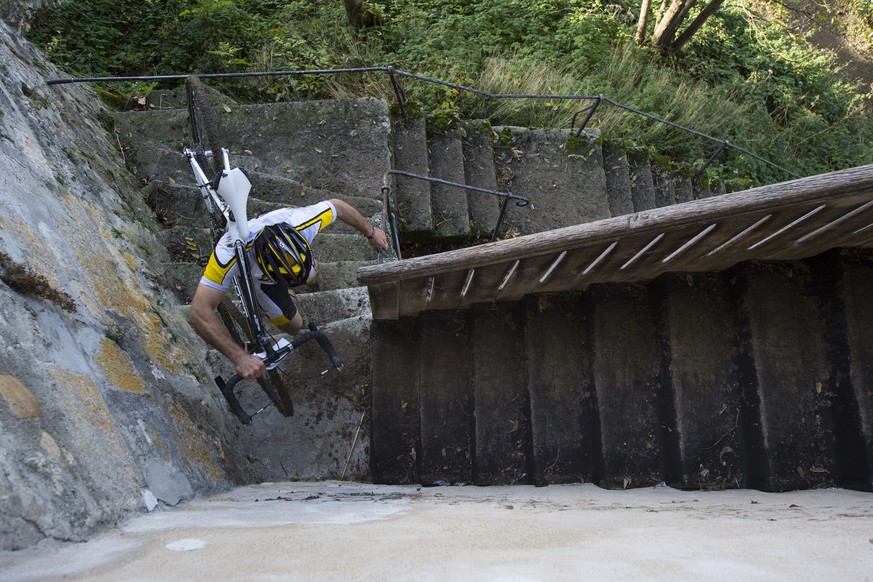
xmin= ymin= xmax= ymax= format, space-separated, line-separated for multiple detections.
xmin=490 ymin=197 xmax=512 ymax=242
xmin=386 ymin=66 xmax=407 ymax=117
xmin=693 ymin=139 xmax=730 ymax=183
xmin=571 ymin=95 xmax=603 ymax=137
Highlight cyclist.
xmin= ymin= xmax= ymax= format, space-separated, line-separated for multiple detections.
xmin=189 ymin=198 xmax=388 ymax=380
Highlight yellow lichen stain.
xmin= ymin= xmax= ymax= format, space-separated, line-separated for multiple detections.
xmin=49 ymin=369 xmax=140 ymax=479
xmin=0 ymin=375 xmax=42 ymax=418
xmin=59 ymin=195 xmax=195 ymax=374
xmin=96 ymin=338 xmax=148 ymax=394
xmin=167 ymin=400 xmax=224 ymax=482
xmin=122 ymin=250 xmax=138 ymax=271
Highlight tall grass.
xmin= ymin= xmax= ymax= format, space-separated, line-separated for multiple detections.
xmin=26 ymin=0 xmax=872 ymax=185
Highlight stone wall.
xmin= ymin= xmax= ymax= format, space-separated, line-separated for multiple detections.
xmin=0 ymin=0 xmax=59 ymax=27
xmin=0 ymin=19 xmax=252 ymax=550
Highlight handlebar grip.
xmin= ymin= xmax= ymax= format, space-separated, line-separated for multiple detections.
xmin=214 ymin=375 xmax=252 ymax=425
xmin=308 ymin=323 xmax=344 ymax=371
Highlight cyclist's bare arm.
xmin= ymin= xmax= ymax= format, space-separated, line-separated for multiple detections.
xmin=330 ymin=198 xmax=389 ymax=251
xmin=189 ymin=284 xmax=266 ymax=379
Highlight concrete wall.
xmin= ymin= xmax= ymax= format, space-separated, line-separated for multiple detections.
xmin=0 ymin=20 xmax=253 ymax=550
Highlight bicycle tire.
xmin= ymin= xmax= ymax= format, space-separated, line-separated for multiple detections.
xmin=186 ymin=76 xmax=228 ymax=243
xmin=216 ymin=301 xmax=294 ymax=417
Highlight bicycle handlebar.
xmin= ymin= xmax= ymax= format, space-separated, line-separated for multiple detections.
xmin=216 ymin=323 xmax=344 ymax=424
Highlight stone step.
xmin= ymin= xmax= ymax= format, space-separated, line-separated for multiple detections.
xmin=418 ymin=311 xmax=474 ymax=485
xmin=602 ymin=143 xmax=634 ymax=217
xmin=492 ymin=127 xmax=610 ymax=236
xmin=367 ymin=251 xmax=873 ymax=491
xmin=427 ymin=125 xmax=470 ymax=242
xmin=391 ymin=116 xmax=432 ymax=237
xmin=461 ymin=121 xmax=502 ymax=239
xmin=370 ymin=317 xmax=422 ymax=484
xmin=522 ymin=295 xmax=592 ymax=486
xmin=469 ymin=303 xmax=529 ymax=485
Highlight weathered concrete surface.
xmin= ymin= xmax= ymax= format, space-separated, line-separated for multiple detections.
xmin=116 ymin=96 xmax=393 ymax=204
xmin=428 ymin=126 xmax=470 ymax=241
xmin=369 ymin=318 xmax=421 ymax=484
xmin=493 ymin=127 xmax=609 ymax=235
xmin=392 ymin=116 xmax=433 ymax=236
xmin=471 ymin=303 xmax=529 ymax=485
xmin=1 ymin=481 xmax=872 ymax=582
xmin=0 ymin=20 xmax=255 ymax=550
xmin=418 ymin=311 xmax=473 ymax=485
xmin=461 ymin=120 xmax=502 ymax=238
xmin=652 ymin=273 xmax=745 ymax=490
xmin=523 ymin=295 xmax=592 ymax=486
xmin=206 ymin=316 xmax=373 ymax=483
xmin=739 ymin=262 xmax=836 ymax=491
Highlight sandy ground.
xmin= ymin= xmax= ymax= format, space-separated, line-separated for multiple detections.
xmin=2 ymin=481 xmax=872 ymax=581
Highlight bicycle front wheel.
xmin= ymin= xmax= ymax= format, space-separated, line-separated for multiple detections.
xmin=216 ymin=301 xmax=294 ymax=417
xmin=186 ymin=75 xmax=224 ymax=178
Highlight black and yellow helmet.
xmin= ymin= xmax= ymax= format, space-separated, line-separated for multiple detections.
xmin=252 ymin=223 xmax=313 ymax=287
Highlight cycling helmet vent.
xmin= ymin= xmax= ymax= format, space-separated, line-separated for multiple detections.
xmin=253 ymin=223 xmax=313 ymax=287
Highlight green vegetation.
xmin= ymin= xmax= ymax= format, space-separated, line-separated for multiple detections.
xmin=27 ymin=0 xmax=873 ymax=186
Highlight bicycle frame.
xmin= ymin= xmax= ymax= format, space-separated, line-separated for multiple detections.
xmin=183 ymin=142 xmax=343 ymax=423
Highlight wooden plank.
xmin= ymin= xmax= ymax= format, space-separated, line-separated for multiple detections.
xmin=471 ymin=304 xmax=531 ymax=485
xmin=358 ymin=164 xmax=873 ymax=286
xmin=418 ymin=311 xmax=474 ymax=485
xmin=367 ymin=281 xmax=400 ymax=320
xmin=370 ymin=318 xmax=421 ymax=483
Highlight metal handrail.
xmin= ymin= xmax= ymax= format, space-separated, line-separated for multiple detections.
xmin=46 ymin=65 xmax=797 ymax=181
xmin=385 ymin=170 xmax=530 ymax=243
xmin=48 ymin=67 xmax=802 ymax=259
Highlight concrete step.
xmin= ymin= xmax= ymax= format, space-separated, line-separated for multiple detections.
xmin=587 ymin=283 xmax=664 ymax=490
xmin=522 ymin=295 xmax=593 ymax=486
xmin=602 ymin=143 xmax=634 ymax=217
xmin=461 ymin=121 xmax=502 ymax=238
xmin=370 ymin=317 xmax=422 ymax=484
xmin=367 ymin=251 xmax=873 ymax=492
xmin=469 ymin=303 xmax=529 ymax=485
xmin=492 ymin=127 xmax=610 ymax=236
xmin=427 ymin=125 xmax=470 ymax=242
xmin=628 ymin=156 xmax=656 ymax=212
xmin=392 ymin=116 xmax=432 ymax=237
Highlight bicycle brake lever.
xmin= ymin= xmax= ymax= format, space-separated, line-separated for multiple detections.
xmin=253 ymin=337 xmax=292 ymax=370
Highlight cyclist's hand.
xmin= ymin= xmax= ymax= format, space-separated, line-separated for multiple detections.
xmin=235 ymin=353 xmax=266 ymax=379
xmin=367 ymin=227 xmax=389 ymax=251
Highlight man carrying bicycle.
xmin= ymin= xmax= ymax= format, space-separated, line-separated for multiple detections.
xmin=189 ymin=198 xmax=388 ymax=381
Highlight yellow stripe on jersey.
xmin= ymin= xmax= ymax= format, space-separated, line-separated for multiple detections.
xmin=202 ymin=252 xmax=238 ymax=288
xmin=294 ymin=206 xmax=334 ymax=232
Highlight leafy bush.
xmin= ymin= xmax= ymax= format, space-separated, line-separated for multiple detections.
xmin=27 ymin=0 xmax=872 ymax=186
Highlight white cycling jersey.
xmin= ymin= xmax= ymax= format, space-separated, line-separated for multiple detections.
xmin=199 ymin=200 xmax=336 ymax=293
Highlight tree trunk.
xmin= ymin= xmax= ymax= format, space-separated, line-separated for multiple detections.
xmin=636 ymin=0 xmax=653 ymax=44
xmin=669 ymin=0 xmax=726 ymax=54
xmin=651 ymin=0 xmax=696 ymax=49
xmin=343 ymin=0 xmax=364 ymax=29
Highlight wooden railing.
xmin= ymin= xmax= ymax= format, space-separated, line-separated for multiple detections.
xmin=358 ymin=164 xmax=873 ymax=319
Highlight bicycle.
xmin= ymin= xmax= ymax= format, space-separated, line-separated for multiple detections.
xmin=183 ymin=75 xmax=344 ymax=425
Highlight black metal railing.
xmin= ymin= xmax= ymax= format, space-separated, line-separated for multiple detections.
xmin=48 ymin=66 xmax=799 ymax=258
xmin=46 ymin=65 xmax=798 ymax=181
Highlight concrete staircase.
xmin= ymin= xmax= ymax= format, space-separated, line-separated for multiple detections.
xmin=113 ymin=88 xmax=873 ymax=491
xmin=370 ymin=249 xmax=873 ymax=492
